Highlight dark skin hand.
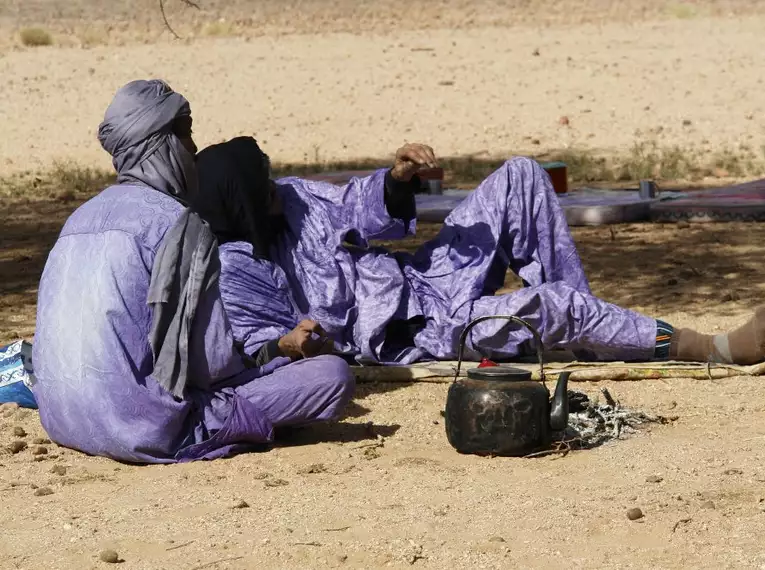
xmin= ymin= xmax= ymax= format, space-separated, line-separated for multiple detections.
xmin=278 ymin=319 xmax=334 ymax=360
xmin=390 ymin=143 xmax=438 ymax=182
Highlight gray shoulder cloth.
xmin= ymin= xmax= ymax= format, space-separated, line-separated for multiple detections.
xmin=147 ymin=209 xmax=219 ymax=399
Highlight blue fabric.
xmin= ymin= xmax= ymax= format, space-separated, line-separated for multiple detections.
xmin=0 ymin=341 xmax=37 ymax=409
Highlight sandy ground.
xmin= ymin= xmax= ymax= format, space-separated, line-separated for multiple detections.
xmin=2 ymin=2 xmax=765 ymax=569
xmin=1 ymin=2 xmax=765 ymax=175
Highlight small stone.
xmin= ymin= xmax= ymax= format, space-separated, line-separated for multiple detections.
xmin=297 ymin=463 xmax=327 ymax=475
xmin=99 ymin=549 xmax=120 ymax=564
xmin=336 ymin=554 xmax=348 ymax=563
xmin=627 ymin=507 xmax=644 ymax=520
xmin=558 ymin=115 xmax=570 ymax=126
xmin=724 ymin=468 xmax=743 ymax=476
xmin=667 ymin=278 xmax=678 ymax=286
xmin=363 ymin=447 xmax=381 ymax=460
xmin=264 ymin=478 xmax=289 ymax=488
xmin=682 ymin=119 xmax=692 ymax=127
xmin=253 ymin=472 xmax=271 ymax=480
xmin=8 ymin=440 xmax=27 ymax=454
xmin=700 ymin=500 xmax=715 ymax=509
xmin=13 ymin=426 xmax=27 ymax=437
xmin=34 ymin=487 xmax=54 ymax=497
xmin=721 ymin=291 xmax=741 ymax=303
xmin=532 ymin=48 xmax=540 ymax=56
xmin=646 ymin=475 xmax=663 ymax=483
xmin=676 ymin=220 xmax=690 ymax=229
xmin=32 ymin=446 xmax=48 ymax=456
xmin=530 ymin=138 xmax=541 ymax=146
xmin=32 ymin=437 xmax=51 ymax=445
xmin=33 ymin=456 xmax=48 ymax=462
xmin=50 ymin=465 xmax=67 ymax=476
xmin=231 ymin=499 xmax=249 ymax=509
xmin=488 ymin=536 xmax=506 ymax=543
xmin=669 ymin=401 xmax=678 ymax=409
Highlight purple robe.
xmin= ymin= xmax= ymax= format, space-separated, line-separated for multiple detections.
xmin=220 ymin=158 xmax=657 ymax=364
xmin=32 ymin=184 xmax=354 ymax=464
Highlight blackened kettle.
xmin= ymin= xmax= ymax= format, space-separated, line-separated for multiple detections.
xmin=444 ymin=315 xmax=571 ymax=457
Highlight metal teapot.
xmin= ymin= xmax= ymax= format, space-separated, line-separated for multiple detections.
xmin=444 ymin=315 xmax=571 ymax=457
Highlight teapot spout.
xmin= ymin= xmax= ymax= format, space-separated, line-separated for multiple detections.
xmin=549 ymin=371 xmax=570 ymax=431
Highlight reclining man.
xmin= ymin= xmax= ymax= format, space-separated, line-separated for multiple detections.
xmin=192 ymin=136 xmax=765 ymax=367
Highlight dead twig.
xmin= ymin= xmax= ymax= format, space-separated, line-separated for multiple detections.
xmin=159 ymin=0 xmax=201 ymax=39
xmin=672 ymin=517 xmax=692 ymax=533
xmin=600 ymin=387 xmax=617 ymax=408
xmin=291 ymin=541 xmax=322 ymax=547
xmin=322 ymin=526 xmax=351 ymax=532
xmin=166 ymin=540 xmax=195 ymax=551
xmin=190 ymin=556 xmax=245 ymax=570
xmin=351 ymin=441 xmax=384 ymax=450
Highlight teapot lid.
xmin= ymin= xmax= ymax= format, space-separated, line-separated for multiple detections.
xmin=466 ymin=365 xmax=533 ymax=382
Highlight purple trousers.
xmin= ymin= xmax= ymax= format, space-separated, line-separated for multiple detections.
xmin=404 ymin=158 xmax=657 ymax=362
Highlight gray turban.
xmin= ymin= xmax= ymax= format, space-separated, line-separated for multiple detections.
xmin=98 ymin=79 xmax=217 ymax=399
xmin=98 ymin=79 xmax=197 ymax=199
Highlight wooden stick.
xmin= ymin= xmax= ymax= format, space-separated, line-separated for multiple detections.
xmin=190 ymin=556 xmax=244 ymax=570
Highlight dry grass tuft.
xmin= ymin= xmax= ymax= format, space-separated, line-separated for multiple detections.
xmin=19 ymin=27 xmax=53 ymax=47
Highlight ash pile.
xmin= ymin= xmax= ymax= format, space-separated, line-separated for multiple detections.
xmin=562 ymin=387 xmax=676 ymax=450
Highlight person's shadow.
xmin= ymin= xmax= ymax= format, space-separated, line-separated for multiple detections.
xmin=273 ymin=420 xmax=400 ymax=448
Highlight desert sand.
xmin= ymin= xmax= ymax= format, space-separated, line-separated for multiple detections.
xmin=2 ymin=1 xmax=765 ymax=569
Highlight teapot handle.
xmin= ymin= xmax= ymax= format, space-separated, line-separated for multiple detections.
xmin=454 ymin=315 xmax=545 ymax=385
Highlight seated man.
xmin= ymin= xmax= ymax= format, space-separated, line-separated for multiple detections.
xmin=192 ymin=136 xmax=765 ymax=367
xmin=31 ymin=81 xmax=354 ymax=464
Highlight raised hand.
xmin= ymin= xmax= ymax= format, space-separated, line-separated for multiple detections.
xmin=390 ymin=143 xmax=439 ymax=182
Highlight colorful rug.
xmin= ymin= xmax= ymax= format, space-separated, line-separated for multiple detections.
xmin=650 ymin=178 xmax=765 ymax=222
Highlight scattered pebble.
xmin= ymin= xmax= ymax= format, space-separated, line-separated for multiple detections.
xmin=13 ymin=426 xmax=27 ymax=437
xmin=530 ymin=138 xmax=541 ymax=145
xmin=34 ymin=487 xmax=54 ymax=497
xmin=32 ymin=446 xmax=48 ymax=456
xmin=676 ymin=220 xmax=690 ymax=229
xmin=488 ymin=536 xmax=506 ymax=543
xmin=264 ymin=478 xmax=289 ymax=488
xmin=99 ymin=549 xmax=120 ymax=564
xmin=33 ymin=456 xmax=48 ymax=462
xmin=8 ymin=440 xmax=27 ymax=454
xmin=32 ymin=437 xmax=51 ymax=445
xmin=437 ymin=80 xmax=455 ymax=87
xmin=558 ymin=115 xmax=570 ymax=126
xmin=336 ymin=554 xmax=348 ymax=563
xmin=297 ymin=463 xmax=327 ymax=475
xmin=532 ymin=48 xmax=540 ymax=56
xmin=700 ymin=500 xmax=715 ymax=510
xmin=724 ymin=468 xmax=743 ymax=475
xmin=253 ymin=472 xmax=271 ymax=480
xmin=627 ymin=507 xmax=644 ymax=521
xmin=363 ymin=447 xmax=381 ymax=460
xmin=50 ymin=465 xmax=67 ymax=476
xmin=646 ymin=475 xmax=663 ymax=483
xmin=682 ymin=119 xmax=693 ymax=127
xmin=667 ymin=278 xmax=678 ymax=286
xmin=721 ymin=291 xmax=740 ymax=303
xmin=231 ymin=499 xmax=249 ymax=509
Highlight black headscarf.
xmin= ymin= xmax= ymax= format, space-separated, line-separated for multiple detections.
xmin=193 ymin=137 xmax=277 ymax=259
